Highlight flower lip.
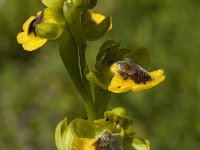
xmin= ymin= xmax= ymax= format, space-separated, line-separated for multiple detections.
xmin=28 ymin=11 xmax=44 ymax=36
xmin=117 ymin=58 xmax=152 ymax=84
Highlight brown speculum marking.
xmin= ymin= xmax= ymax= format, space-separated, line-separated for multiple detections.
xmin=117 ymin=58 xmax=151 ymax=84
xmin=28 ymin=11 xmax=44 ymax=36
xmin=93 ymin=131 xmax=122 ymax=150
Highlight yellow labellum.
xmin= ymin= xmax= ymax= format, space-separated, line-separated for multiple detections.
xmin=73 ymin=138 xmax=95 ymax=150
xmin=17 ymin=14 xmax=47 ymax=51
xmin=108 ymin=63 xmax=165 ymax=93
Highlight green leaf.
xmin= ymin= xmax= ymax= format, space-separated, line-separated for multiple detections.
xmin=59 ymin=30 xmax=83 ymax=94
xmin=125 ymin=47 xmax=150 ymax=69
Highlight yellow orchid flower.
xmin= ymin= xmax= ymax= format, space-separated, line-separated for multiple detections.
xmin=108 ymin=58 xmax=165 ymax=93
xmin=17 ymin=11 xmax=47 ymax=51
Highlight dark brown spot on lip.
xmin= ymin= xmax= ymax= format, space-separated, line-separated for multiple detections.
xmin=117 ymin=58 xmax=152 ymax=84
xmin=93 ymin=131 xmax=122 ymax=150
xmin=28 ymin=11 xmax=44 ymax=36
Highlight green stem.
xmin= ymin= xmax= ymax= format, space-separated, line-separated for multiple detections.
xmin=95 ymin=87 xmax=112 ymax=118
xmin=79 ymin=42 xmax=96 ymax=121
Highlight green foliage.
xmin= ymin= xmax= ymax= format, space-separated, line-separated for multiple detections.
xmin=0 ymin=0 xmax=200 ymax=149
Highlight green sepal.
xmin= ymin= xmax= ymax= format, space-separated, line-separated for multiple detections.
xmin=35 ymin=8 xmax=65 ymax=40
xmin=42 ymin=0 xmax=66 ymax=12
xmin=55 ymin=117 xmax=68 ymax=150
xmin=96 ymin=40 xmax=121 ymax=60
xmin=70 ymin=118 xmax=100 ymax=138
xmin=56 ymin=118 xmax=101 ymax=150
xmin=59 ymin=30 xmax=83 ymax=94
xmin=36 ymin=23 xmax=64 ymax=40
xmin=73 ymin=0 xmax=98 ymax=9
xmin=84 ymin=16 xmax=111 ymax=41
xmin=95 ymin=40 xmax=131 ymax=72
xmin=123 ymin=136 xmax=150 ymax=150
xmin=82 ymin=10 xmax=92 ymax=29
xmin=63 ymin=1 xmax=85 ymax=45
xmin=132 ymin=138 xmax=150 ymax=150
xmin=85 ymin=65 xmax=108 ymax=89
xmin=125 ymin=47 xmax=150 ymax=69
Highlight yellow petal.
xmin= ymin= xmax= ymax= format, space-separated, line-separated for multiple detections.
xmin=17 ymin=32 xmax=31 ymax=44
xmin=22 ymin=35 xmax=47 ymax=51
xmin=22 ymin=16 xmax=35 ymax=31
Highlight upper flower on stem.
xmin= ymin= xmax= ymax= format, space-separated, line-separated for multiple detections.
xmin=108 ymin=58 xmax=165 ymax=93
xmin=17 ymin=8 xmax=65 ymax=51
xmin=17 ymin=11 xmax=47 ymax=51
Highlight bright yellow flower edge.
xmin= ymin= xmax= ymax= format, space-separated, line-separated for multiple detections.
xmin=17 ymin=13 xmax=47 ymax=51
xmin=91 ymin=13 xmax=112 ymax=30
xmin=108 ymin=63 xmax=165 ymax=93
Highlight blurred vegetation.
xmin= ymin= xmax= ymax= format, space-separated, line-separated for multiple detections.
xmin=0 ymin=0 xmax=200 ymax=149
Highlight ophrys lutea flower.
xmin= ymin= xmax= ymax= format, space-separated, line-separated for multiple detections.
xmin=108 ymin=58 xmax=165 ymax=93
xmin=17 ymin=11 xmax=47 ymax=51
xmin=17 ymin=8 xmax=65 ymax=51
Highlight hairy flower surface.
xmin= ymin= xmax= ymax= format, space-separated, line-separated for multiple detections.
xmin=17 ymin=12 xmax=47 ymax=51
xmin=108 ymin=58 xmax=165 ymax=93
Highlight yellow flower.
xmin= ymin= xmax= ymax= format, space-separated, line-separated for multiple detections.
xmin=17 ymin=11 xmax=47 ymax=51
xmin=108 ymin=58 xmax=165 ymax=93
xmin=91 ymin=13 xmax=112 ymax=30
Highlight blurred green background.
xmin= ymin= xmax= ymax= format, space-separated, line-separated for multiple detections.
xmin=0 ymin=0 xmax=200 ymax=149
